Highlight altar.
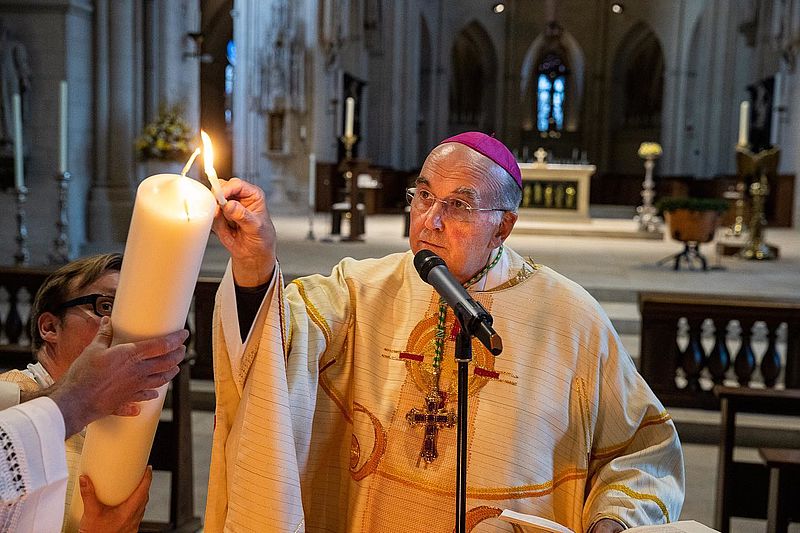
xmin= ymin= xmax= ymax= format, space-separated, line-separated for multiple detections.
xmin=517 ymin=162 xmax=596 ymax=221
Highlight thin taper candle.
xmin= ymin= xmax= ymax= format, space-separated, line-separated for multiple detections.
xmin=200 ymin=130 xmax=227 ymax=206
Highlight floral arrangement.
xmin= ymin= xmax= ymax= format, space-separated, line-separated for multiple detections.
xmin=135 ymin=105 xmax=193 ymax=161
xmin=637 ymin=142 xmax=663 ymax=159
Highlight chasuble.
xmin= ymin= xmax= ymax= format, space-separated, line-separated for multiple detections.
xmin=205 ymin=247 xmax=684 ymax=532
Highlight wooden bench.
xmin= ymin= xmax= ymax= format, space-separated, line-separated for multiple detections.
xmin=714 ymin=386 xmax=800 ymax=533
xmin=758 ymin=447 xmax=800 ymax=533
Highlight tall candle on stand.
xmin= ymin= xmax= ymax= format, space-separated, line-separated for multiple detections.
xmin=59 ymin=81 xmax=68 ymax=174
xmin=12 ymin=94 xmax=23 ymax=189
xmin=345 ymin=96 xmax=355 ymax=137
xmin=737 ymin=101 xmax=750 ymax=147
xmin=66 ymin=172 xmax=217 ymax=530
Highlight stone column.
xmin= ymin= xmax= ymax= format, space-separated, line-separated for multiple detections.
xmin=88 ymin=0 xmax=139 ymax=244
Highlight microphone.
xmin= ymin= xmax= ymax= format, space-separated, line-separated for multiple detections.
xmin=414 ymin=250 xmax=502 ymax=356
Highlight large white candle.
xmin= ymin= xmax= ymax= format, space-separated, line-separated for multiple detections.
xmin=66 ymin=173 xmax=216 ymax=529
xmin=12 ymin=94 xmax=23 ymax=189
xmin=344 ymin=96 xmax=355 ymax=137
xmin=308 ymin=152 xmax=316 ymax=208
xmin=59 ymin=81 xmax=68 ymax=174
xmin=737 ymin=100 xmax=749 ymax=147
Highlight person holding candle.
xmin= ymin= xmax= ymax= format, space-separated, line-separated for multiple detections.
xmin=206 ymin=132 xmax=684 ymax=533
xmin=0 ymin=253 xmax=188 ymax=532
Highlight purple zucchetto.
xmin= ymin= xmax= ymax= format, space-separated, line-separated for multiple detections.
xmin=440 ymin=131 xmax=523 ymax=189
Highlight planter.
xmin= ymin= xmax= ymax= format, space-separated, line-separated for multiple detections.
xmin=665 ymin=209 xmax=720 ymax=243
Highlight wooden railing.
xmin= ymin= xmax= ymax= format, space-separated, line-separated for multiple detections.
xmin=639 ymin=291 xmax=800 ymax=410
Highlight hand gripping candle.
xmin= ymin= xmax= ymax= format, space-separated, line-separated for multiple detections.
xmin=66 ymin=173 xmax=217 ymax=530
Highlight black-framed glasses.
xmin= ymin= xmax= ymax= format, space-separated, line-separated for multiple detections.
xmin=406 ymin=187 xmax=508 ymax=222
xmin=57 ymin=294 xmax=115 ymax=318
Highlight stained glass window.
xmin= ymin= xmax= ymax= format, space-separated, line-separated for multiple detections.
xmin=536 ymin=53 xmax=568 ymax=133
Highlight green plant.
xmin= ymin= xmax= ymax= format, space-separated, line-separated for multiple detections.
xmin=135 ymin=105 xmax=193 ymax=161
xmin=655 ymin=196 xmax=729 ymax=214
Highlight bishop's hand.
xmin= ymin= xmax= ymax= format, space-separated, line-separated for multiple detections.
xmin=212 ymin=177 xmax=277 ymax=287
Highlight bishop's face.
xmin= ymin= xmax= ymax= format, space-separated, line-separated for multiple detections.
xmin=408 ymin=144 xmax=517 ymax=284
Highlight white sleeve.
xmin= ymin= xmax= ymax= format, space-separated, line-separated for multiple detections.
xmin=0 ymin=381 xmax=21 ymax=410
xmin=0 ymin=397 xmax=69 ymax=533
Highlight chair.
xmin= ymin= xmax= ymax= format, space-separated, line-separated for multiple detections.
xmin=758 ymin=447 xmax=800 ymax=533
xmin=714 ymin=386 xmax=800 ymax=533
xmin=331 ymin=201 xmax=365 ymax=236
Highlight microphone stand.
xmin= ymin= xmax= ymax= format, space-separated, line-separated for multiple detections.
xmin=454 ymin=323 xmax=472 ymax=533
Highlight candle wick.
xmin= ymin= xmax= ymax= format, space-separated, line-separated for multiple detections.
xmin=184 ymin=199 xmax=191 ymax=221
xmin=181 ymin=148 xmax=202 ymax=177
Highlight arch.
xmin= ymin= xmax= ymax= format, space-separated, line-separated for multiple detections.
xmin=607 ymin=21 xmax=665 ymax=175
xmin=520 ymin=28 xmax=585 ymax=133
xmin=447 ymin=20 xmax=498 ymax=132
xmin=611 ymin=22 xmax=665 ymax=130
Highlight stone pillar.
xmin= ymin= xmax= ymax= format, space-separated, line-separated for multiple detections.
xmin=88 ymin=0 xmax=138 ymax=244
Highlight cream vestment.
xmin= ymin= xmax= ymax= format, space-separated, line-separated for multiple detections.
xmin=206 ymin=247 xmax=684 ymax=532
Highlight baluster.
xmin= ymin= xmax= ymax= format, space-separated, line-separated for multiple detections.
xmin=673 ymin=317 xmax=688 ymax=387
xmin=20 ymin=286 xmax=31 ymax=346
xmin=707 ymin=319 xmax=730 ymax=385
xmin=734 ymin=320 xmax=756 ymax=386
xmin=760 ymin=321 xmax=782 ymax=388
xmin=4 ymin=285 xmax=23 ymax=345
xmin=682 ymin=318 xmax=705 ymax=391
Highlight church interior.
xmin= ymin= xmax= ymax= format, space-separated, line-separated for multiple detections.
xmin=0 ymin=0 xmax=799 ymax=531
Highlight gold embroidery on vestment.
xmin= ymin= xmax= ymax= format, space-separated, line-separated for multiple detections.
xmin=351 ymin=402 xmax=387 ymax=480
xmin=574 ymin=377 xmax=592 ymax=467
xmin=402 ymin=293 xmax=498 ymax=399
xmin=591 ymin=412 xmax=672 ymax=460
xmin=589 ymin=483 xmax=670 ymax=522
xmin=465 ymin=505 xmax=503 ymax=531
xmin=292 ymin=279 xmax=332 ymax=346
xmin=374 ymin=466 xmax=587 ymax=500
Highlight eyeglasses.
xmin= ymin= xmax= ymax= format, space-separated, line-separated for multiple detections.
xmin=57 ymin=294 xmax=115 ymax=318
xmin=406 ymin=188 xmax=508 ymax=222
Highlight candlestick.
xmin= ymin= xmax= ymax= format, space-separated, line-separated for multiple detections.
xmin=13 ymin=185 xmax=29 ymax=265
xmin=67 ymin=173 xmax=216 ymax=528
xmin=344 ymin=96 xmax=355 ymax=137
xmin=307 ymin=152 xmax=316 ymax=240
xmin=59 ymin=81 xmax=68 ymax=174
xmin=12 ymin=93 xmax=23 ymax=190
xmin=48 ymin=171 xmax=71 ymax=264
xmin=737 ymin=101 xmax=749 ymax=147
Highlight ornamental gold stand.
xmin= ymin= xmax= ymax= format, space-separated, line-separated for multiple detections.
xmin=736 ymin=147 xmax=780 ymax=260
xmin=338 ymin=133 xmax=364 ymax=242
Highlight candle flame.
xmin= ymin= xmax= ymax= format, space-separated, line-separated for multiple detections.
xmin=181 ymin=147 xmax=201 ymax=177
xmin=200 ymin=130 xmax=227 ymax=206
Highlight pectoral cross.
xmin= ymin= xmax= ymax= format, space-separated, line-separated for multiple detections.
xmin=406 ymin=389 xmax=457 ymax=464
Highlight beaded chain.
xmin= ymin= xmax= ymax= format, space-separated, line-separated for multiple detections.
xmin=430 ymin=245 xmax=504 ymax=389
